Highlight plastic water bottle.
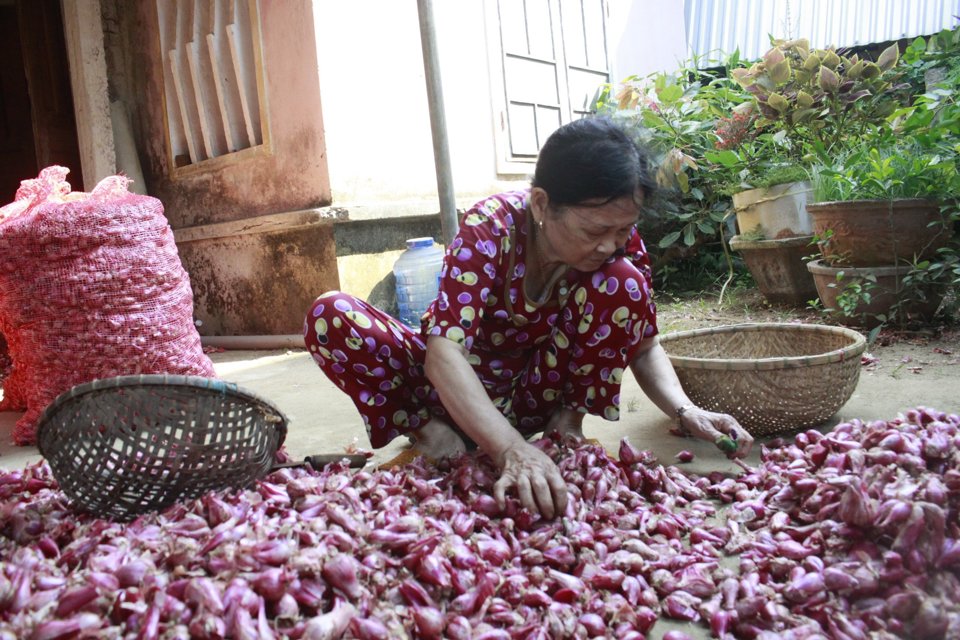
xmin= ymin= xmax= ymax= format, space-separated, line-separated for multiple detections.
xmin=393 ymin=237 xmax=444 ymax=328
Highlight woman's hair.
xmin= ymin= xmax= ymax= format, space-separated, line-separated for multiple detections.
xmin=532 ymin=117 xmax=655 ymax=210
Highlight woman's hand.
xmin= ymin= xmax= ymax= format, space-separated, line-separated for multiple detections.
xmin=629 ymin=340 xmax=753 ymax=459
xmin=678 ymin=406 xmax=753 ymax=458
xmin=492 ymin=441 xmax=568 ymax=519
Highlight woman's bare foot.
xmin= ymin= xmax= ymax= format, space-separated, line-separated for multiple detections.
xmin=542 ymin=408 xmax=586 ymax=441
xmin=412 ymin=418 xmax=467 ymax=460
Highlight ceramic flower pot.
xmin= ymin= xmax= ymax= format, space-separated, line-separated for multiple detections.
xmin=806 ymin=259 xmax=944 ymax=327
xmin=732 ymin=181 xmax=814 ymax=240
xmin=807 ymin=199 xmax=952 ymax=267
xmin=729 ymin=235 xmax=818 ymax=305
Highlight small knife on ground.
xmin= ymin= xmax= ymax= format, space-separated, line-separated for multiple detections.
xmin=272 ymin=454 xmax=368 ymax=470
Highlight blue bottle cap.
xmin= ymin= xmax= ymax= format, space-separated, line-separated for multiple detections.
xmin=406 ymin=237 xmax=435 ymax=249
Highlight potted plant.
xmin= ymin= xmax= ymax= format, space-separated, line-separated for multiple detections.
xmin=707 ymin=104 xmax=819 ymax=305
xmin=713 ymin=37 xmax=917 ymax=309
xmin=724 ymin=38 xmax=908 ymax=239
xmin=806 ymin=124 xmax=958 ymax=327
xmin=708 ymin=104 xmax=814 ymax=241
xmin=807 ymin=143 xmax=954 ymax=265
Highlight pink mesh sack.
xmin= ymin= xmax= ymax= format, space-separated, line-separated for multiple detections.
xmin=0 ymin=166 xmax=216 ymax=445
xmin=0 ymin=332 xmax=10 ymax=387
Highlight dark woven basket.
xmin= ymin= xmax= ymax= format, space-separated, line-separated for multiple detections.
xmin=36 ymin=375 xmax=287 ymax=521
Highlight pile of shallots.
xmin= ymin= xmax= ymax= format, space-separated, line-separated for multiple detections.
xmin=0 ymin=407 xmax=958 ymax=639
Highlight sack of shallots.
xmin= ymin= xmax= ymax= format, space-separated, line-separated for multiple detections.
xmin=0 ymin=166 xmax=215 ymax=445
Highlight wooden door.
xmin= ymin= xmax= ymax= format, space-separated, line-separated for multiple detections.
xmin=0 ymin=3 xmax=37 ymax=203
xmin=0 ymin=0 xmax=82 ymax=203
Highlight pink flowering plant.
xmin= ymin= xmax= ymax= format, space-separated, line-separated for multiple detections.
xmin=705 ymin=102 xmax=810 ymax=196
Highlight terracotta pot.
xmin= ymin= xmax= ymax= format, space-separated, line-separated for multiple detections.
xmin=732 ymin=181 xmax=813 ymax=240
xmin=807 ymin=199 xmax=952 ymax=267
xmin=729 ymin=235 xmax=818 ymax=305
xmin=806 ymin=259 xmax=943 ymax=328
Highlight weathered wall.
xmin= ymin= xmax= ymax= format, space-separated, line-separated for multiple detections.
xmin=174 ymin=211 xmax=341 ymax=335
xmin=61 ymin=0 xmax=115 ymax=190
xmin=100 ymin=0 xmax=693 ymax=334
xmin=105 ymin=0 xmax=338 ymax=335
xmin=312 ymin=0 xmax=520 ymax=213
xmin=123 ymin=0 xmax=331 ymax=229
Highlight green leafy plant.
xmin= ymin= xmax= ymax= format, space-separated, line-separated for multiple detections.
xmin=829 ymin=271 xmax=879 ymax=320
xmin=812 ymin=140 xmax=957 ymax=202
xmin=900 ymin=247 xmax=960 ymax=311
xmin=596 ymin=54 xmax=754 ymax=292
xmin=900 ymin=25 xmax=960 ymax=95
xmin=707 ymin=37 xmax=914 ymax=198
xmin=806 ymin=24 xmax=957 ymax=204
xmin=705 ymin=104 xmax=811 ymax=194
xmin=809 ymin=24 xmax=959 ymax=330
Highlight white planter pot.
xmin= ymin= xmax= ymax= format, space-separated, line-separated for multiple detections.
xmin=732 ymin=181 xmax=814 ymax=240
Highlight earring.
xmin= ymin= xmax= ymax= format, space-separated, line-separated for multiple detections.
xmin=538 ymin=219 xmax=544 ymax=230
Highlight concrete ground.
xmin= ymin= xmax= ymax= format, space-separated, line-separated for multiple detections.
xmin=2 ymin=321 xmax=958 ymax=474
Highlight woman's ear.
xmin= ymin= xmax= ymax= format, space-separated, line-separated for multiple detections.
xmin=530 ymin=187 xmax=550 ymax=220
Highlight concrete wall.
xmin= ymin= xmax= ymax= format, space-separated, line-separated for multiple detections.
xmin=60 ymin=0 xmax=115 ymax=191
xmin=312 ymin=0 xmax=688 ymax=219
xmin=312 ymin=0 xmax=688 ymax=306
xmin=173 ymin=210 xmax=342 ymax=336
xmin=609 ymin=1 xmax=689 ymax=83
xmin=312 ymin=0 xmax=513 ymax=215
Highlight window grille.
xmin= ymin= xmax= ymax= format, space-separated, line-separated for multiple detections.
xmin=156 ymin=0 xmax=269 ymax=171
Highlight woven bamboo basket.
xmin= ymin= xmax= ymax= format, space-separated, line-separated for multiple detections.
xmin=36 ymin=375 xmax=287 ymax=521
xmin=659 ymin=323 xmax=866 ymax=436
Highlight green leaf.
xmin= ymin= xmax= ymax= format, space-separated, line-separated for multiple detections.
xmin=697 ymin=221 xmax=714 ymax=235
xmin=640 ymin=109 xmax=666 ymax=130
xmin=790 ymin=108 xmax=818 ymax=124
xmin=683 ymin=224 xmax=696 ymax=246
xmin=763 ymin=46 xmax=785 ymax=68
xmin=658 ymin=84 xmax=683 ymax=104
xmin=846 ymin=60 xmax=865 ymax=79
xmin=768 ymin=59 xmax=791 ymax=84
xmin=767 ymin=92 xmax=789 ymax=112
xmin=818 ymin=66 xmax=840 ymax=92
xmin=705 ymin=149 xmax=740 ymax=167
xmin=861 ymin=62 xmax=881 ymax=79
xmin=658 ymin=231 xmax=682 ymax=248
xmin=820 ymin=49 xmax=841 ymax=69
xmin=876 ymin=43 xmax=900 ymax=72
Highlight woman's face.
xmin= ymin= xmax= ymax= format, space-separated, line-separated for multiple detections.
xmin=534 ymin=189 xmax=642 ymax=272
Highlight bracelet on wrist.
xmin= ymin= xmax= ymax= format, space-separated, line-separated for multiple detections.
xmin=675 ymin=404 xmax=696 ymax=419
xmin=674 ymin=404 xmax=696 ymax=435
